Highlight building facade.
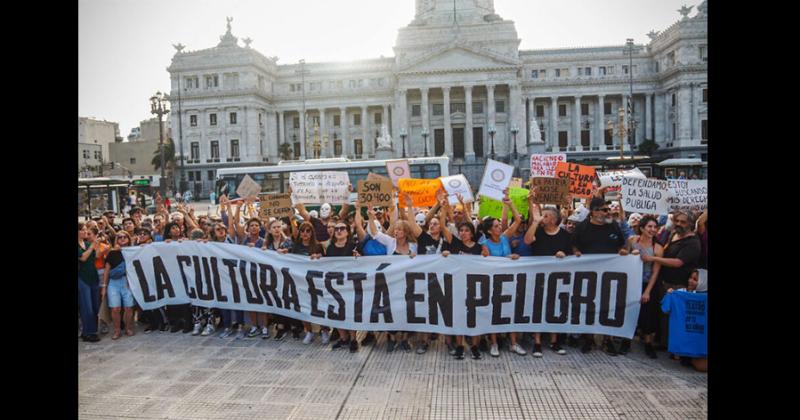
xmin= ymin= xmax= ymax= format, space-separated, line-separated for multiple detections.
xmin=108 ymin=117 xmax=172 ymax=179
xmin=78 ymin=117 xmax=123 ymax=162
xmin=167 ymin=0 xmax=707 ymax=196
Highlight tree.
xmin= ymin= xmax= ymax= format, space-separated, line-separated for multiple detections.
xmin=638 ymin=139 xmax=659 ymax=157
xmin=278 ymin=142 xmax=293 ymax=161
xmin=152 ymin=137 xmax=177 ymax=188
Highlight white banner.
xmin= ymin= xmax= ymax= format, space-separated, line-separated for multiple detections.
xmin=123 ymin=243 xmax=643 ymax=338
xmin=235 ymin=174 xmax=262 ymax=198
xmin=440 ymin=174 xmax=474 ymax=205
xmin=530 ymin=153 xmax=566 ymax=178
xmin=621 ymin=177 xmax=708 ymax=215
xmin=666 ymin=179 xmax=707 ymax=212
xmin=289 ymin=171 xmax=350 ymax=204
xmin=597 ymin=168 xmax=646 ymax=188
xmin=478 ymin=159 xmax=514 ymax=201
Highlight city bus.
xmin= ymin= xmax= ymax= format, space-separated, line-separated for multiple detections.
xmin=78 ymin=176 xmax=158 ymax=219
xmin=215 ymin=156 xmax=450 ymax=202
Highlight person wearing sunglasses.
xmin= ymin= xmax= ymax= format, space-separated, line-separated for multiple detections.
xmin=324 ymin=221 xmax=361 ymax=352
xmin=102 ymin=231 xmax=136 ymax=340
xmin=78 ymin=223 xmax=102 ymax=342
xmin=260 ymin=218 xmax=294 ymax=340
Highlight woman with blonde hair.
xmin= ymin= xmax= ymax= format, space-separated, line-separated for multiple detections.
xmin=102 ymin=230 xmax=136 ymax=339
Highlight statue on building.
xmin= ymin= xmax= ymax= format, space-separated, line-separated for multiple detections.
xmin=242 ymin=37 xmax=252 ymax=48
xmin=678 ymin=5 xmax=693 ymax=20
xmin=646 ymin=30 xmax=659 ymax=41
xmin=530 ymin=116 xmax=542 ymax=143
xmin=172 ymin=43 xmax=185 ymax=53
xmin=226 ymin=16 xmax=233 ymax=32
xmin=377 ymin=124 xmax=392 ymax=149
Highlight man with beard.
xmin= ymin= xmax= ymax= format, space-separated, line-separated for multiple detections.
xmin=572 ymin=197 xmax=628 ymax=355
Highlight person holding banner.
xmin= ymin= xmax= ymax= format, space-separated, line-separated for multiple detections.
xmin=102 ymin=231 xmax=136 ymax=340
xmin=325 ymin=221 xmax=362 ymax=352
xmin=261 ymin=219 xmax=295 ymax=340
xmin=626 ymin=215 xmax=664 ymax=359
xmin=78 ymin=223 xmax=102 ymax=342
xmin=479 ymin=191 xmax=526 ymax=357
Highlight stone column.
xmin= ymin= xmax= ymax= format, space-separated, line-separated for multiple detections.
xmin=340 ymin=107 xmax=348 ymax=157
xmin=443 ymin=86 xmax=452 ymax=157
xmin=278 ymin=111 xmax=286 ymax=146
xmin=487 ymin=84 xmax=496 ymax=156
xmin=645 ymin=94 xmax=653 ymax=141
xmin=398 ymin=89 xmax=408 ymax=158
xmin=666 ymin=92 xmax=672 ymax=144
xmin=319 ymin=108 xmax=329 ymax=158
xmin=573 ymin=96 xmax=582 ymax=150
xmin=464 ymin=85 xmax=475 ymax=161
xmin=420 ymin=87 xmax=430 ymax=156
xmin=596 ymin=95 xmax=605 ymax=151
xmin=361 ymin=105 xmax=369 ymax=158
xmin=679 ymin=85 xmax=692 ymax=145
xmin=508 ymin=83 xmax=521 ymax=157
xmin=622 ymin=94 xmax=629 ymax=149
xmin=525 ymin=97 xmax=532 ymax=145
xmin=550 ymin=96 xmax=558 ymax=151
xmin=299 ymin=109 xmax=307 ymax=158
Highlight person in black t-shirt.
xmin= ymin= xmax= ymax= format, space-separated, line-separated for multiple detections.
xmin=326 ymin=221 xmax=362 ymax=353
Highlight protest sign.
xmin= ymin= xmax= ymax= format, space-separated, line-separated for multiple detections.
xmin=289 ymin=171 xmax=350 ymax=204
xmin=440 ymin=175 xmax=474 ymax=205
xmin=530 ymin=153 xmax=567 ymax=177
xmin=597 ymin=168 xmax=646 ymax=188
xmin=386 ymin=160 xmax=411 ymax=186
xmin=530 ymin=177 xmax=570 ymax=205
xmin=366 ymin=172 xmax=392 ymax=183
xmin=398 ymin=178 xmax=442 ymax=207
xmin=357 ymin=179 xmax=394 ymax=207
xmin=620 ymin=178 xmax=707 ymax=215
xmin=665 ymin=179 xmax=707 ymax=212
xmin=478 ymin=187 xmax=530 ymax=220
xmin=235 ymin=174 xmax=262 ymax=198
xmin=477 ymin=159 xmax=514 ymax=201
xmin=554 ymin=162 xmax=597 ymax=198
xmin=124 ymin=242 xmax=643 ymax=337
xmin=258 ymin=193 xmax=294 ymax=220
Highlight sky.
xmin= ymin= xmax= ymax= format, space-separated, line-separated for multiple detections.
xmin=79 ymin=0 xmax=703 ymax=138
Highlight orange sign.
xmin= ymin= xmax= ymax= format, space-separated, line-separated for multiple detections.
xmin=554 ymin=162 xmax=597 ymax=198
xmin=398 ymin=178 xmax=442 ymax=207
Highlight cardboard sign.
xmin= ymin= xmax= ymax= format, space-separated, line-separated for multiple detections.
xmin=666 ymin=179 xmax=708 ymax=213
xmin=398 ymin=178 xmax=442 ymax=207
xmin=554 ymin=162 xmax=597 ymax=198
xmin=478 ymin=187 xmax=530 ymax=220
xmin=597 ymin=168 xmax=646 ymax=188
xmin=530 ymin=153 xmax=567 ymax=177
xmin=366 ymin=172 xmax=392 ymax=183
xmin=477 ymin=159 xmax=514 ymax=201
xmin=530 ymin=177 xmax=570 ymax=205
xmin=440 ymin=175 xmax=474 ymax=205
xmin=259 ymin=193 xmax=293 ymax=220
xmin=235 ymin=174 xmax=262 ymax=198
xmin=289 ymin=171 xmax=350 ymax=204
xmin=357 ymin=179 xmax=394 ymax=207
xmin=385 ymin=160 xmax=411 ymax=187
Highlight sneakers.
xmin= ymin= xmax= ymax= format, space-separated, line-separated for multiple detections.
xmin=261 ymin=326 xmax=270 ymax=339
xmin=201 ymin=322 xmax=215 ymax=336
xmin=332 ymin=339 xmax=349 ymax=350
xmin=82 ymin=334 xmax=101 ymax=343
xmin=321 ymin=330 xmax=331 ymax=345
xmin=479 ymin=338 xmax=490 ymax=353
xmin=490 ymin=343 xmax=500 ymax=357
xmin=292 ymin=328 xmax=301 ymax=340
xmin=274 ymin=328 xmax=288 ymax=341
xmin=446 ymin=342 xmax=456 ymax=356
xmin=246 ymin=326 xmax=260 ymax=338
xmin=303 ymin=331 xmax=314 ymax=345
xmin=219 ymin=327 xmax=233 ymax=339
xmin=159 ymin=322 xmax=169 ymax=332
xmin=399 ymin=340 xmax=411 ymax=352
xmin=99 ymin=323 xmax=110 ymax=335
xmin=532 ymin=344 xmax=543 ymax=358
xmin=234 ymin=328 xmax=246 ymax=340
xmin=416 ymin=342 xmax=428 ymax=355
xmin=602 ymin=340 xmax=619 ymax=356
xmin=470 ymin=346 xmax=482 ymax=360
xmin=386 ymin=337 xmax=396 ymax=353
xmin=360 ymin=332 xmax=376 ymax=346
xmin=645 ymin=343 xmax=658 ymax=359
xmin=510 ymin=343 xmax=527 ymax=356
xmin=549 ymin=343 xmax=566 ymax=355
xmin=192 ymin=322 xmax=202 ymax=336
xmin=349 ymin=339 xmax=359 ymax=353
xmin=618 ymin=339 xmax=630 ymax=355
xmin=455 ymin=345 xmax=465 ymax=360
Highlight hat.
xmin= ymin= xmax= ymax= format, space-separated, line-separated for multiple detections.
xmin=589 ymin=197 xmax=609 ymax=210
xmin=568 ymin=206 xmax=590 ymax=223
xmin=415 ymin=213 xmax=426 ymax=226
xmin=627 ymin=213 xmax=643 ymax=225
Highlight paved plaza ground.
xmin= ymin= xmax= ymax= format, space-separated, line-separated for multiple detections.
xmin=78 ymin=328 xmax=707 ymax=419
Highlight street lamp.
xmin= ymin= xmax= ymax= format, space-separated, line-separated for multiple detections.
xmin=400 ymin=127 xmax=407 ymax=158
xmin=607 ymin=106 xmax=636 ymax=161
xmin=488 ymin=125 xmax=497 ymax=161
xmin=625 ymin=38 xmax=636 ymax=159
xmin=510 ymin=124 xmax=519 ymax=165
xmin=421 ymin=127 xmax=429 ymax=157
xmin=150 ymin=91 xmax=170 ymax=197
xmin=306 ymin=121 xmax=328 ymax=159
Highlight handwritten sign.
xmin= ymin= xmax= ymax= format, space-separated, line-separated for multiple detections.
xmin=530 ymin=177 xmax=570 ymax=205
xmin=440 ymin=175 xmax=474 ymax=205
xmin=620 ymin=178 xmax=708 ymax=215
xmin=666 ymin=180 xmax=707 ymax=212
xmin=235 ymin=174 xmax=262 ymax=198
xmin=366 ymin=172 xmax=392 ymax=183
xmin=530 ymin=153 xmax=567 ymax=177
xmin=357 ymin=179 xmax=394 ymax=207
xmin=259 ymin=193 xmax=293 ymax=220
xmin=554 ymin=162 xmax=597 ymax=198
xmin=478 ymin=187 xmax=530 ymax=220
xmin=477 ymin=159 xmax=514 ymax=201
xmin=289 ymin=171 xmax=350 ymax=204
xmin=386 ymin=160 xmax=411 ymax=187
xmin=398 ymin=178 xmax=442 ymax=207
xmin=597 ymin=168 xmax=646 ymax=188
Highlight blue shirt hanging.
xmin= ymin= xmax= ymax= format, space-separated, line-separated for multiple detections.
xmin=661 ymin=290 xmax=707 ymax=358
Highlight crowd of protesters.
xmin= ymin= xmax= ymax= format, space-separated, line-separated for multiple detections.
xmin=78 ymin=179 xmax=707 ymax=371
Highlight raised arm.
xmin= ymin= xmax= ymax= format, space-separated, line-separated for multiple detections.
xmin=439 ymin=196 xmax=453 ymax=243
xmin=295 ymin=201 xmax=311 ymax=222
xmin=403 ymin=192 xmax=423 ymax=239
xmin=696 ymin=209 xmax=707 ymax=235
xmin=502 ymin=195 xmax=522 ymax=239
xmin=231 ymin=201 xmax=245 ymax=240
xmin=366 ymin=207 xmax=379 ymax=237
xmin=524 ymin=190 xmax=542 ymax=245
xmin=354 ymin=201 xmax=367 ymax=243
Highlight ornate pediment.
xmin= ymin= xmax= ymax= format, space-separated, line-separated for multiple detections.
xmin=398 ymin=42 xmax=520 ymax=74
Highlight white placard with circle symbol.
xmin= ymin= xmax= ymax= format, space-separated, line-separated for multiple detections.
xmin=477 ymin=159 xmax=514 ymax=201
xmin=440 ymin=175 xmax=474 ymax=205
xmin=385 ymin=160 xmax=411 ymax=186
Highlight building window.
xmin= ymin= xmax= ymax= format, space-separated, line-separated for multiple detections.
xmin=473 ymin=102 xmax=483 ymax=114
xmin=208 ymin=170 xmax=214 ymax=180
xmin=229 ymin=112 xmax=237 ymax=124
xmin=333 ymin=115 xmax=340 ymax=127
xmin=607 ymin=66 xmax=614 ymax=75
xmin=702 ymin=120 xmax=708 ymax=143
xmin=337 ymin=80 xmax=343 ymax=89
xmin=558 ymin=131 xmax=568 ymax=149
xmin=672 ymin=94 xmax=676 ymax=107
xmin=451 ymin=103 xmax=465 ymax=114
xmin=432 ymin=104 xmax=444 ymax=116
xmin=581 ymin=130 xmax=590 ymax=147
xmin=703 ymin=89 xmax=707 ymax=103
xmin=188 ymin=172 xmax=194 ymax=181
xmin=495 ymin=100 xmax=505 ymax=113
xmin=230 ymin=140 xmax=239 ymax=158
xmin=349 ymin=80 xmax=357 ymax=89
xmin=130 ymin=158 xmax=136 ymax=165
xmin=605 ymin=102 xmax=612 ymax=115
xmin=539 ymin=123 xmax=546 ymax=143
xmin=531 ymin=69 xmax=538 ymax=79
xmin=699 ymin=45 xmax=707 ymax=62
xmin=581 ymin=104 xmax=589 ymax=116
xmin=667 ymin=51 xmax=675 ymax=67
xmin=206 ymin=75 xmax=219 ymax=88
xmin=577 ymin=67 xmax=583 ymax=76
xmin=672 ymin=123 xmax=676 ymax=140
xmin=374 ymin=112 xmax=382 ymax=124
xmin=209 ymin=113 xmax=217 ymax=126
xmin=293 ymin=117 xmax=300 ymax=129
xmin=210 ymin=141 xmax=219 ymax=159
xmin=259 ymin=113 xmax=263 ymax=126
xmin=599 ymin=67 xmax=607 ymax=76
xmin=354 ymin=139 xmax=363 ymax=158
xmin=94 ymin=151 xmax=101 ymax=160
xmin=293 ymin=139 xmax=301 ymax=159
xmin=334 ymin=138 xmax=342 ymax=156
xmin=585 ymin=67 xmax=592 ymax=76
xmin=605 ymin=129 xmax=613 ymax=146
xmin=190 ymin=142 xmax=199 ymax=160
xmin=540 ymin=69 xmax=546 ymax=78
xmin=558 ymin=104 xmax=567 ymax=117
xmin=190 ymin=115 xmax=197 ymax=127
xmin=412 ymin=105 xmax=421 ymax=117
xmin=655 ymin=62 xmax=659 ymax=72
xmin=555 ymin=69 xmax=561 ymax=77
xmin=353 ymin=113 xmax=361 ymax=126
xmin=536 ymin=105 xmax=544 ymax=118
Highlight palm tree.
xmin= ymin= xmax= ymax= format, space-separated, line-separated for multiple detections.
xmin=278 ymin=142 xmax=293 ymax=161
xmin=638 ymin=139 xmax=659 ymax=157
xmin=152 ymin=137 xmax=177 ymax=190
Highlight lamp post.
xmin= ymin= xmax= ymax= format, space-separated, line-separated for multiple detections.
xmin=488 ymin=125 xmax=496 ymax=161
xmin=306 ymin=121 xmax=328 ymax=159
xmin=400 ymin=127 xmax=407 ymax=158
xmin=626 ymin=38 xmax=636 ymax=159
xmin=296 ymin=59 xmax=310 ymax=158
xmin=607 ymin=106 xmax=636 ymax=162
xmin=150 ymin=91 xmax=170 ymax=197
xmin=510 ymin=124 xmax=519 ymax=165
xmin=421 ymin=127 xmax=429 ymax=157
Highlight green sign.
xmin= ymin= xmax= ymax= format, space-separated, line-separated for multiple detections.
xmin=478 ymin=187 xmax=530 ymax=220
xmin=132 ymin=179 xmax=150 ymax=186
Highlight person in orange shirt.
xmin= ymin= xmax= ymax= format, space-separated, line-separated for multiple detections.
xmin=88 ymin=228 xmax=112 ymax=335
